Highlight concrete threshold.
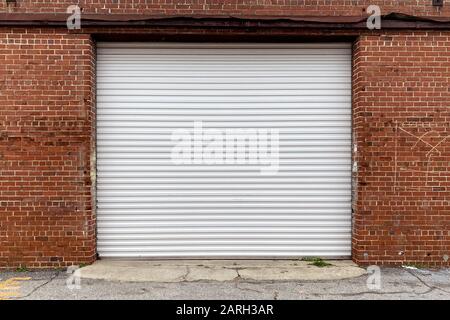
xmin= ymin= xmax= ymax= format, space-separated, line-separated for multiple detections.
xmin=79 ymin=260 xmax=366 ymax=283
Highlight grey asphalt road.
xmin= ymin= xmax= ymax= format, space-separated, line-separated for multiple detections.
xmin=0 ymin=267 xmax=449 ymax=300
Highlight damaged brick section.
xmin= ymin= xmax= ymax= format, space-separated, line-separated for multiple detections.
xmin=0 ymin=29 xmax=96 ymax=268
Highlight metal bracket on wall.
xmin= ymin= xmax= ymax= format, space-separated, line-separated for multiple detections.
xmin=433 ymin=0 xmax=444 ymax=7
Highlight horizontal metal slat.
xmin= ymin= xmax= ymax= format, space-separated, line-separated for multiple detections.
xmin=97 ymin=77 xmax=350 ymax=84
xmin=98 ymin=83 xmax=350 ymax=91
xmin=97 ymin=233 xmax=351 ymax=239
xmin=97 ymin=95 xmax=351 ymax=103
xmin=96 ymin=177 xmax=351 ymax=184
xmin=97 ymin=42 xmax=351 ymax=48
xmin=96 ymin=208 xmax=351 ymax=215
xmin=97 ymin=226 xmax=352 ymax=233
xmin=97 ymin=239 xmax=351 ymax=247
xmin=98 ymin=202 xmax=351 ymax=209
xmin=97 ymin=171 xmax=351 ymax=178
xmin=97 ymin=47 xmax=351 ymax=54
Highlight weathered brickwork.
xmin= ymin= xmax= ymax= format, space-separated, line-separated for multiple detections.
xmin=352 ymin=32 xmax=450 ymax=266
xmin=0 ymin=1 xmax=449 ymax=268
xmin=0 ymin=28 xmax=96 ymax=268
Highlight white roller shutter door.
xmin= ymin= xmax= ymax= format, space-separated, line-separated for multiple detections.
xmin=96 ymin=42 xmax=352 ymax=258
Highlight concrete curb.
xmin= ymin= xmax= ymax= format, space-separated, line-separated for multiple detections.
xmin=79 ymin=260 xmax=366 ymax=283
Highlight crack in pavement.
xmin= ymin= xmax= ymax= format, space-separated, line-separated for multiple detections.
xmin=273 ymin=291 xmax=279 ymax=300
xmin=234 ymin=284 xmax=264 ymax=294
xmin=406 ymin=269 xmax=450 ymax=295
xmin=181 ymin=266 xmax=191 ymax=282
xmin=233 ymin=269 xmax=264 ymax=294
xmin=310 ymin=288 xmax=433 ymax=297
xmin=231 ymin=268 xmax=243 ymax=283
xmin=304 ymin=271 xmax=450 ymax=298
xmin=18 ymin=271 xmax=61 ymax=300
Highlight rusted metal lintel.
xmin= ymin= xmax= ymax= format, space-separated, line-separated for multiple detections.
xmin=0 ymin=12 xmax=449 ymax=29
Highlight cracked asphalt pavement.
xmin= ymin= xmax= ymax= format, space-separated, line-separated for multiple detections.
xmin=1 ymin=267 xmax=449 ymax=300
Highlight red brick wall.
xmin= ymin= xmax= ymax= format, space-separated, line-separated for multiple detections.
xmin=352 ymin=31 xmax=450 ymax=267
xmin=1 ymin=0 xmax=449 ymax=16
xmin=0 ymin=28 xmax=96 ymax=268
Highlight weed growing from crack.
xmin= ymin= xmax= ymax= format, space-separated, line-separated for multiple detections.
xmin=16 ymin=265 xmax=29 ymax=272
xmin=302 ymin=257 xmax=333 ymax=268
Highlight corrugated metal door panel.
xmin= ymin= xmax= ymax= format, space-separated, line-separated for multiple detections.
xmin=96 ymin=42 xmax=352 ymax=258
